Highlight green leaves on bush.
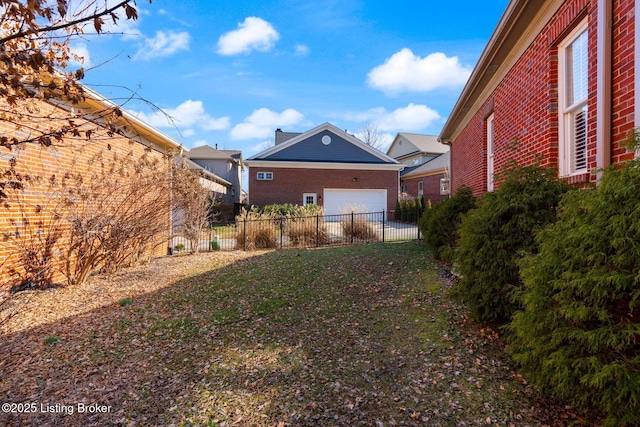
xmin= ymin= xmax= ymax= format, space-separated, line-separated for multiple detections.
xmin=419 ymin=186 xmax=475 ymax=261
xmin=455 ymin=164 xmax=570 ymax=325
xmin=508 ymin=159 xmax=640 ymax=426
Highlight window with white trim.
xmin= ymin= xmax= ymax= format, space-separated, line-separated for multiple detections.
xmin=257 ymin=171 xmax=273 ymax=181
xmin=303 ymin=193 xmax=317 ymax=205
xmin=440 ymin=179 xmax=450 ymax=195
xmin=487 ymin=113 xmax=495 ymax=192
xmin=559 ymin=20 xmax=589 ymax=176
xmin=418 ymin=181 xmax=424 ymax=196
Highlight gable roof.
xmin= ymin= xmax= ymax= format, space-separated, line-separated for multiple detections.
xmin=188 ymin=145 xmax=242 ymax=161
xmin=247 ymin=123 xmax=403 ymax=169
xmin=173 ymin=156 xmax=232 ymax=187
xmin=387 ymin=133 xmax=449 ymax=160
xmin=402 ymin=152 xmax=450 ymax=179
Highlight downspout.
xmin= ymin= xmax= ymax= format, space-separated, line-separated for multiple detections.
xmin=596 ymin=0 xmax=612 ymax=178
xmin=636 ymin=0 xmax=640 ymax=158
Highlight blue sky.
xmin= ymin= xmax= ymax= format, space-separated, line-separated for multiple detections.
xmin=78 ymin=0 xmax=510 ymax=156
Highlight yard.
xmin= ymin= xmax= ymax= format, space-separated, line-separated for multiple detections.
xmin=1 ymin=243 xmax=582 ymax=426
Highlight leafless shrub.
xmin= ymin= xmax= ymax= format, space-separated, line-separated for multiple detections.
xmin=171 ymin=161 xmax=218 ymax=254
xmin=235 ymin=208 xmax=277 ymax=250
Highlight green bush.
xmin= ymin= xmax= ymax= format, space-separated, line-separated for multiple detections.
xmin=508 ymin=159 xmax=640 ymax=426
xmin=419 ymin=186 xmax=475 ymax=261
xmin=455 ymin=164 xmax=570 ymax=326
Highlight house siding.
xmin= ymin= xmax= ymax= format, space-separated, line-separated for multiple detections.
xmin=450 ymin=0 xmax=635 ymax=195
xmin=0 ymin=98 xmax=172 ymax=287
xmin=249 ymin=167 xmax=399 ymax=212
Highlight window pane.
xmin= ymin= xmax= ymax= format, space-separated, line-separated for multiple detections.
xmin=572 ymin=105 xmax=588 ymax=171
xmin=568 ymin=30 xmax=588 ymax=104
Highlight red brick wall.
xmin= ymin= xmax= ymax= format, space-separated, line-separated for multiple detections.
xmin=0 ymin=98 xmax=171 ymax=287
xmin=401 ymin=173 xmax=449 ymax=205
xmin=451 ymin=0 xmax=635 ymax=195
xmin=248 ymin=167 xmax=399 ymax=211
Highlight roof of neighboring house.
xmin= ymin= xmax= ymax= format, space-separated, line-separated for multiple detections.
xmin=173 ymin=156 xmax=232 ymax=187
xmin=246 ymin=123 xmax=403 ymax=169
xmin=387 ymin=133 xmax=449 ymax=161
xmin=439 ymin=0 xmax=543 ymax=143
xmin=275 ymin=129 xmax=302 ymax=145
xmin=401 ymin=152 xmax=450 ymax=179
xmin=187 ymin=145 xmax=242 ymax=161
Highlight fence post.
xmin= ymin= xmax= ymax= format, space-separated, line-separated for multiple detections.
xmin=351 ymin=211 xmax=354 ymax=245
xmin=243 ymin=219 xmax=247 ymax=251
xmin=316 ymin=214 xmax=319 ymax=247
xmin=382 ymin=210 xmax=385 ymax=243
xmin=279 ymin=215 xmax=283 ymax=249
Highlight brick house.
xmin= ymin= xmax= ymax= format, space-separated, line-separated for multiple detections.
xmin=0 ymin=85 xmax=184 ymax=287
xmin=439 ymin=0 xmax=638 ymax=196
xmin=385 ymin=133 xmax=450 ymax=204
xmin=245 ymin=123 xmax=404 ymax=215
xmin=400 ymin=152 xmax=451 ymax=205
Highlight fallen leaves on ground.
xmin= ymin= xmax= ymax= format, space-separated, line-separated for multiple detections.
xmin=1 ymin=243 xmax=586 ymax=426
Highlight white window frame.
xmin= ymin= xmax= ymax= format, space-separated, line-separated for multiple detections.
xmin=558 ymin=19 xmax=589 ymax=176
xmin=303 ymin=193 xmax=317 ymax=205
xmin=487 ymin=113 xmax=495 ymax=192
xmin=256 ymin=171 xmax=273 ymax=181
xmin=440 ymin=178 xmax=450 ymax=195
xmin=418 ymin=181 xmax=424 ymax=196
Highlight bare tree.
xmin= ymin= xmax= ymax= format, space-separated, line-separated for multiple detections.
xmin=358 ymin=122 xmax=385 ymax=151
xmin=171 ymin=161 xmax=218 ymax=255
xmin=0 ymin=0 xmax=151 ymax=150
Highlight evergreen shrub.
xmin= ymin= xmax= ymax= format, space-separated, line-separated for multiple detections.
xmin=419 ymin=186 xmax=475 ymax=261
xmin=455 ymin=164 xmax=570 ymax=325
xmin=508 ymin=158 xmax=640 ymax=426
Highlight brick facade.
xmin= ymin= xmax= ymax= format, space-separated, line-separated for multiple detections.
xmin=0 ymin=96 xmax=176 ymax=288
xmin=248 ymin=167 xmax=399 ymax=212
xmin=447 ymin=0 xmax=636 ymax=196
xmin=401 ymin=173 xmax=449 ymax=205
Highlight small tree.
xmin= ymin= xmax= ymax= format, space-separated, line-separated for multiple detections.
xmin=171 ymin=161 xmax=217 ymax=254
xmin=0 ymin=0 xmax=151 ymax=150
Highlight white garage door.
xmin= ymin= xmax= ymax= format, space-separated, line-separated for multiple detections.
xmin=323 ymin=189 xmax=387 ymax=216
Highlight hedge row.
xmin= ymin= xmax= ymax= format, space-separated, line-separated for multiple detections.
xmin=420 ymin=159 xmax=640 ymax=426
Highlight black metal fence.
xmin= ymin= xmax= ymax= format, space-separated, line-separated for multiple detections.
xmin=170 ymin=209 xmax=422 ymax=253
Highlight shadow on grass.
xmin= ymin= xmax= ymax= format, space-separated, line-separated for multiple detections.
xmin=0 ymin=242 xmax=581 ymax=427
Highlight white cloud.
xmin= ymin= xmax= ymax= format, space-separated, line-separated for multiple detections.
xmin=231 ymin=108 xmax=305 ymax=140
xmin=217 ymin=17 xmax=279 ymax=56
xmin=367 ymin=48 xmax=472 ymax=95
xmin=134 ymin=100 xmax=230 ymax=134
xmin=134 ymin=31 xmax=190 ymax=60
xmin=193 ymin=139 xmax=208 ymax=147
xmin=294 ymin=44 xmax=310 ymax=56
xmin=345 ymin=103 xmax=440 ymax=132
xmin=69 ymin=43 xmax=91 ymax=67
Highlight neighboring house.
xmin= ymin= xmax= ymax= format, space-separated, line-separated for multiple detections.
xmin=400 ymin=152 xmax=451 ymax=205
xmin=439 ymin=0 xmax=637 ymax=196
xmin=0 ymin=85 xmax=184 ymax=286
xmin=386 ymin=133 xmax=450 ymax=204
xmin=173 ymin=156 xmax=232 ymax=197
xmin=245 ymin=123 xmax=404 ymax=215
xmin=187 ymin=145 xmax=244 ymax=219
xmin=387 ymin=133 xmax=449 ymax=168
